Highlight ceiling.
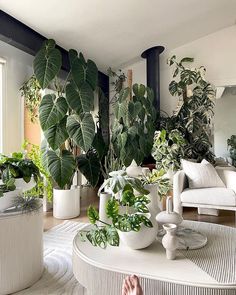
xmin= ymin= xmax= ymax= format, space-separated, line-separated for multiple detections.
xmin=0 ymin=0 xmax=236 ymax=72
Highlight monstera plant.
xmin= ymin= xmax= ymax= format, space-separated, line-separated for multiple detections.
xmin=111 ymin=84 xmax=157 ymax=167
xmin=33 ymin=39 xmax=101 ymax=189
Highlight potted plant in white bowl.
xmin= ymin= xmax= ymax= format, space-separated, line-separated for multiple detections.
xmin=80 ymin=182 xmax=158 ymax=249
xmin=0 ymin=178 xmax=22 ymax=212
xmin=33 ymin=39 xmax=103 ymax=219
xmin=0 ymin=153 xmax=40 ymax=192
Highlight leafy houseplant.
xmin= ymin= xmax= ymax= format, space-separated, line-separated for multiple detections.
xmin=152 ymin=129 xmax=186 ymax=173
xmin=164 ymin=55 xmax=215 ymax=163
xmin=20 ymin=75 xmax=42 ymax=123
xmin=0 ymin=178 xmax=16 ymax=197
xmin=22 ymin=141 xmax=53 ymax=201
xmin=141 ymin=169 xmax=172 ymax=200
xmin=227 ymin=135 xmax=236 ymax=166
xmin=0 ymin=152 xmax=40 ymax=184
xmin=33 ymin=39 xmax=102 ymax=189
xmin=80 ymin=184 xmax=153 ymax=249
xmin=111 ymin=84 xmax=157 ymax=167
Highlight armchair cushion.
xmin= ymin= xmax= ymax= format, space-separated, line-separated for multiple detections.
xmin=181 ymin=159 xmax=225 ymax=189
xmin=181 ymin=187 xmax=236 ymax=207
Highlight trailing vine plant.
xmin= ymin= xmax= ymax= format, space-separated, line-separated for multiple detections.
xmin=165 ymin=56 xmax=216 ymax=163
xmin=20 ymin=75 xmax=42 ymax=123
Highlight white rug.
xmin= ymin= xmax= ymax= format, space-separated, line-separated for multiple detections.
xmin=14 ymin=221 xmax=88 ymax=295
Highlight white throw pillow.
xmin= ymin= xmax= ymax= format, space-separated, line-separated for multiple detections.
xmin=181 ymin=159 xmax=225 ymax=189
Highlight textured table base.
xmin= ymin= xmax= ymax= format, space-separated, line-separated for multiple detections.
xmin=73 ymin=253 xmax=235 ymax=295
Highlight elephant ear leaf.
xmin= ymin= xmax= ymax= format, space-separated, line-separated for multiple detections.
xmin=77 ymin=151 xmax=100 ymax=187
xmin=33 ymin=39 xmax=62 ymax=89
xmin=39 ymin=94 xmax=68 ymax=131
xmin=47 ymin=150 xmax=76 ymax=189
xmin=66 ymin=113 xmax=95 ymax=152
xmin=86 ymin=59 xmax=98 ymax=91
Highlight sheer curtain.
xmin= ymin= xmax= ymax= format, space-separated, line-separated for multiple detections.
xmin=0 ymin=57 xmax=6 ymax=153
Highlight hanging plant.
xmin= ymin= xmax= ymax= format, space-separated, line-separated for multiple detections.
xmin=20 ymin=75 xmax=42 ymax=123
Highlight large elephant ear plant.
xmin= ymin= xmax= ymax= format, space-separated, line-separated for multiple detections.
xmin=33 ymin=39 xmax=100 ymax=189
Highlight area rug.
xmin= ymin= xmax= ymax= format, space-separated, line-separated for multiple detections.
xmin=15 ymin=221 xmax=88 ymax=295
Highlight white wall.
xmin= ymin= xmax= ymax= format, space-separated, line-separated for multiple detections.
xmin=121 ymin=25 xmax=236 ymax=115
xmin=214 ymin=87 xmax=236 ymax=158
xmin=0 ymin=40 xmax=33 ymax=154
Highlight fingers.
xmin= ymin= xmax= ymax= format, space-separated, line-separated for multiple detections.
xmin=131 ymin=275 xmax=140 ymax=287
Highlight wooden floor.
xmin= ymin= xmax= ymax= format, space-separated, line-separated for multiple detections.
xmin=43 ymin=194 xmax=236 ymax=231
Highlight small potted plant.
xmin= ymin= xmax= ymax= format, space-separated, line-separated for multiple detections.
xmin=0 ymin=152 xmax=40 ymax=192
xmin=80 ymin=183 xmax=158 ymax=250
xmin=227 ymin=135 xmax=236 ymax=167
xmin=0 ymin=178 xmax=21 ymax=212
xmin=141 ymin=169 xmax=172 ymax=213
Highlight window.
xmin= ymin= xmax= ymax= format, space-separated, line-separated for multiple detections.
xmin=0 ymin=58 xmax=6 ymax=153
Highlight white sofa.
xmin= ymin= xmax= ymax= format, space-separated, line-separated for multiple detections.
xmin=173 ymin=167 xmax=236 ymax=216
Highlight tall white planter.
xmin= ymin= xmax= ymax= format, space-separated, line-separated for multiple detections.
xmin=0 ymin=189 xmax=22 ymax=212
xmin=144 ymin=183 xmax=161 ymax=216
xmin=99 ymin=192 xmax=112 ymax=224
xmin=53 ymin=187 xmax=80 ymax=219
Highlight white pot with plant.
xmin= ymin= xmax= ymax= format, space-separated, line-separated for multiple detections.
xmin=33 ymin=40 xmax=103 ymax=219
xmin=141 ymin=169 xmax=172 ymax=214
xmin=81 ymin=172 xmax=158 ymax=250
xmin=0 ymin=178 xmax=22 ymax=212
xmin=0 ymin=152 xmax=40 ymax=192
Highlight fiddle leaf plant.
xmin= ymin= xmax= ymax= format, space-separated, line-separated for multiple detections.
xmin=34 ymin=39 xmax=101 ymax=189
xmin=79 ymin=177 xmax=153 ymax=249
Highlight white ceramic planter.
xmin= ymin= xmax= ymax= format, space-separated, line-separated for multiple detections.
xmin=14 ymin=178 xmax=36 ymax=192
xmin=99 ymin=192 xmax=112 ymax=224
xmin=0 ymin=189 xmax=22 ymax=212
xmin=53 ymin=187 xmax=80 ymax=219
xmin=144 ymin=183 xmax=161 ymax=216
xmin=118 ymin=214 xmax=158 ymax=250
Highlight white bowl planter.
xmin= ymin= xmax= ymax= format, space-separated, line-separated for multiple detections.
xmin=0 ymin=189 xmax=22 ymax=212
xmin=118 ymin=215 xmax=158 ymax=250
xmin=14 ymin=178 xmax=36 ymax=192
xmin=53 ymin=187 xmax=80 ymax=219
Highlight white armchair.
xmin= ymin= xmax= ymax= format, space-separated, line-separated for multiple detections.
xmin=173 ymin=167 xmax=236 ymax=216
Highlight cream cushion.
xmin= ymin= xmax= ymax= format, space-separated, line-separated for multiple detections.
xmin=181 ymin=159 xmax=225 ymax=189
xmin=181 ymin=187 xmax=236 ymax=207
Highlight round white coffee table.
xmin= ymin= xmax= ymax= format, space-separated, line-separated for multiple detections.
xmin=0 ymin=207 xmax=44 ymax=295
xmin=73 ymin=221 xmax=236 ymax=295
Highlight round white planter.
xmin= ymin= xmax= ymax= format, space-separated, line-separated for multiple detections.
xmin=0 ymin=206 xmax=43 ymax=294
xmin=118 ymin=215 xmax=158 ymax=250
xmin=14 ymin=178 xmax=36 ymax=192
xmin=53 ymin=187 xmax=80 ymax=219
xmin=0 ymin=189 xmax=22 ymax=212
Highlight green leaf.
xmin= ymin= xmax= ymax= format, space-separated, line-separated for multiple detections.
xmin=121 ymin=189 xmax=135 ymax=206
xmin=106 ymin=198 xmax=119 ymax=219
xmin=118 ymin=88 xmax=130 ymax=102
xmin=44 ymin=116 xmax=69 ymax=150
xmin=92 ymin=128 xmax=107 ymax=160
xmin=87 ymin=206 xmax=99 ymax=224
xmin=106 ymin=226 xmax=119 ymax=246
xmin=68 ymin=49 xmax=78 ymax=68
xmin=66 ymin=82 xmax=94 ymax=115
xmin=77 ymin=151 xmax=100 ymax=187
xmin=39 ymin=94 xmax=68 ymax=131
xmin=114 ymin=101 xmax=127 ymax=120
xmin=133 ymin=84 xmax=146 ymax=98
xmin=47 ymin=150 xmax=76 ymax=189
xmin=67 ymin=113 xmax=95 ymax=152
xmin=33 ymin=39 xmax=62 ymax=89
xmin=86 ymin=59 xmax=98 ymax=90
xmin=180 ymin=57 xmax=194 ymax=65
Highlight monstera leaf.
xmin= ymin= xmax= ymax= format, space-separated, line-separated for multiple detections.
xmin=66 ymin=113 xmax=95 ymax=152
xmin=44 ymin=116 xmax=68 ymax=150
xmin=47 ymin=150 xmax=76 ymax=189
xmin=39 ymin=94 xmax=68 ymax=131
xmin=33 ymin=39 xmax=62 ymax=89
xmin=77 ymin=151 xmax=100 ymax=187
xmin=66 ymin=82 xmax=94 ymax=115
